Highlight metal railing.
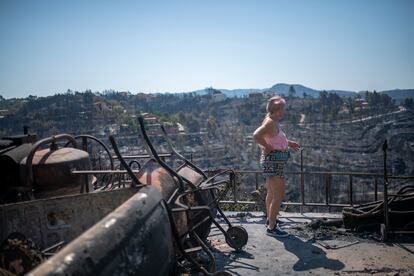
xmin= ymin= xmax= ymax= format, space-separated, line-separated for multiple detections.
xmin=212 ymin=149 xmax=414 ymax=209
xmin=217 ymin=170 xmax=413 ymax=208
xmin=71 ymin=136 xmax=414 ymax=240
xmin=72 ymin=138 xmax=413 ymax=213
xmin=381 ymin=140 xmax=414 ymax=239
xmin=215 ymin=170 xmax=382 ymax=208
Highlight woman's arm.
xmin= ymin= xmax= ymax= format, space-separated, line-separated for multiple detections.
xmin=288 ymin=140 xmax=301 ymax=151
xmin=253 ymin=120 xmax=274 ymax=155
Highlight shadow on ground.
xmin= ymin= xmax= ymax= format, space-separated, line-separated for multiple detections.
xmin=278 ymin=235 xmax=345 ymax=271
xmin=213 ymin=250 xmax=259 ymax=276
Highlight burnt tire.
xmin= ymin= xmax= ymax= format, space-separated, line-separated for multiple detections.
xmin=225 ymin=226 xmax=248 ymax=251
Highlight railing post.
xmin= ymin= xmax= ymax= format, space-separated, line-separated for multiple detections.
xmin=82 ymin=136 xmax=89 ymax=193
xmin=383 ymin=140 xmax=389 ymax=238
xmin=232 ymin=172 xmax=237 ymax=204
xmin=325 ymin=173 xmax=331 ymax=206
xmin=349 ymin=175 xmax=353 ymax=206
xmin=255 ymin=172 xmax=259 ymax=190
xmin=300 ymin=149 xmax=305 ymax=208
xmin=374 ymin=176 xmax=378 ymax=201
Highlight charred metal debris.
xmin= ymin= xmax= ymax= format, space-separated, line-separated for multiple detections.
xmin=0 ymin=124 xmax=413 ymax=275
xmin=0 ymin=121 xmax=248 ymax=275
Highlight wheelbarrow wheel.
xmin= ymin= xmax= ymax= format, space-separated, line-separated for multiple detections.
xmin=225 ymin=226 xmax=248 ymax=250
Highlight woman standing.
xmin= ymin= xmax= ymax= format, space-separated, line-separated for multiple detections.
xmin=253 ymin=96 xmax=300 ymax=237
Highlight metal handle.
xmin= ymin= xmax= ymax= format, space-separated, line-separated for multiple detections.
xmin=160 ymin=124 xmax=207 ymax=179
xmin=109 ymin=135 xmax=143 ymax=187
xmin=138 ymin=117 xmax=186 ymax=193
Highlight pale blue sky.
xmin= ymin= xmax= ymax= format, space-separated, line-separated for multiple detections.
xmin=0 ymin=0 xmax=413 ymax=98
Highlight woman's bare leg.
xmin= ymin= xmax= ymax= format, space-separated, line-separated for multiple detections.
xmin=265 ymin=179 xmax=273 ymax=221
xmin=267 ymin=177 xmax=285 ymax=229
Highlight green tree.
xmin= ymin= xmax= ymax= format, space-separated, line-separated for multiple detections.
xmin=207 ymin=116 xmax=217 ymax=137
xmin=319 ymin=91 xmax=328 ymax=121
xmin=347 ymin=97 xmax=355 ymax=120
xmin=403 ymin=98 xmax=414 ymax=109
xmin=288 ymin=85 xmax=296 ymax=98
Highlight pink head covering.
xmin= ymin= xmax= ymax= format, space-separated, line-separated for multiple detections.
xmin=266 ymin=96 xmax=286 ymax=114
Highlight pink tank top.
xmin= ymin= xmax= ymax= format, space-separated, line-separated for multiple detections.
xmin=265 ymin=126 xmax=288 ymax=151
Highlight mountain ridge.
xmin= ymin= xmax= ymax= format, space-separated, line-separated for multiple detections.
xmin=186 ymin=83 xmax=413 ymax=102
xmin=1 ymin=84 xmax=413 ymax=101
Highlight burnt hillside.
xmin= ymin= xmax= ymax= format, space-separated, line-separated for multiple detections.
xmin=1 ymin=91 xmax=413 ymax=206
xmin=1 ymin=91 xmax=412 ymax=177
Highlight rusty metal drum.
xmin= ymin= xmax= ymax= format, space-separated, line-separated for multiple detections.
xmin=19 ymin=134 xmax=93 ymax=198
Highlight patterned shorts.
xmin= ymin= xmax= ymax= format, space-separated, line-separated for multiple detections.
xmin=260 ymin=150 xmax=290 ymax=178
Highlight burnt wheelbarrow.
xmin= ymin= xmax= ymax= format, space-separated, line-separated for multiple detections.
xmin=136 ymin=117 xmax=248 ymax=251
xmin=110 ymin=135 xmax=230 ymax=275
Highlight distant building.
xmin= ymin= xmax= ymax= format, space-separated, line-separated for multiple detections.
xmin=262 ymin=90 xmax=279 ymax=98
xmin=104 ymin=124 xmax=120 ymax=135
xmin=94 ymin=101 xmax=112 ymax=111
xmin=355 ymin=98 xmax=369 ymax=109
xmin=119 ymin=91 xmax=130 ymax=97
xmin=249 ymin=92 xmax=263 ymax=101
xmin=176 ymin=122 xmax=185 ymax=133
xmin=0 ymin=109 xmax=8 ymax=119
xmin=136 ymin=93 xmax=148 ymax=100
xmin=212 ymin=90 xmax=226 ymax=102
xmin=120 ymin=124 xmax=130 ymax=133
xmin=141 ymin=112 xmax=160 ymax=123
xmin=201 ymin=87 xmax=227 ymax=103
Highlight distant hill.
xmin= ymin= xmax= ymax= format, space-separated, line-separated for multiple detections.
xmin=326 ymin=90 xmax=358 ymax=97
xmin=190 ymin=88 xmax=261 ymax=98
xmin=187 ymin=84 xmax=413 ymax=102
xmin=378 ymin=89 xmax=414 ymax=103
xmin=221 ymin=88 xmax=262 ymax=97
xmin=268 ymin=83 xmax=320 ymax=98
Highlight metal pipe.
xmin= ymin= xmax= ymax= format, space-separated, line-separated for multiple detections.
xmin=325 ymin=173 xmax=330 ymax=205
xmin=232 ymin=170 xmax=385 ymax=177
xmin=300 ymin=149 xmax=305 ymax=206
xmin=219 ymin=200 xmax=352 ymax=207
xmin=109 ymin=135 xmax=143 ymax=187
xmin=255 ymin=172 xmax=259 ymax=190
xmin=72 ymin=169 xmax=141 ymax=174
xmin=233 ymin=173 xmax=237 ymax=203
xmin=389 ymin=230 xmax=414 ymax=234
xmin=383 ymin=140 xmax=389 ymax=235
xmin=388 ymin=176 xmax=414 ymax=180
xmin=112 ymin=153 xmax=173 ymax=159
xmin=387 ymin=193 xmax=414 ymax=198
xmin=349 ymin=175 xmax=353 ymax=206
